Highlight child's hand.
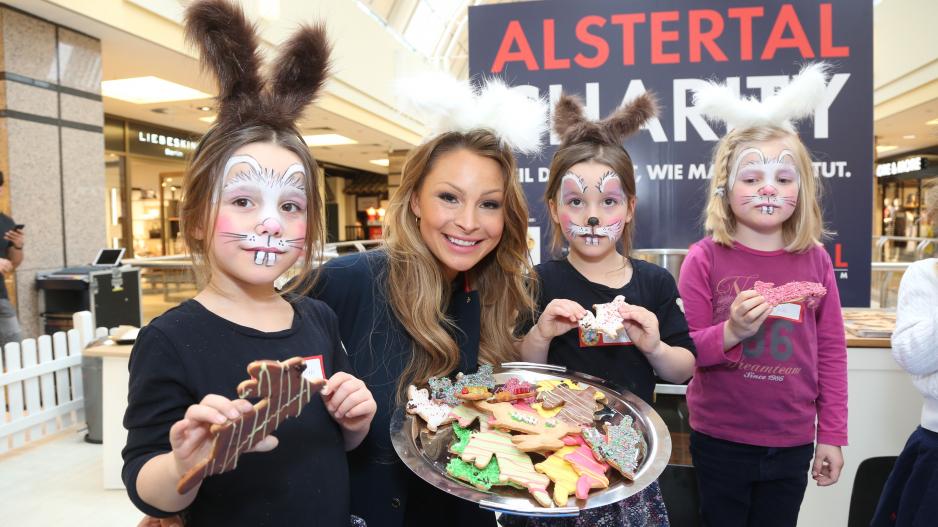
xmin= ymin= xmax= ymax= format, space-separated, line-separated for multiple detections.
xmin=322 ymin=372 xmax=376 ymax=434
xmin=531 ymin=299 xmax=587 ymax=341
xmin=726 ymin=290 xmax=772 ymax=343
xmin=617 ymin=303 xmax=662 ymax=356
xmin=168 ymin=394 xmax=277 ymax=481
xmin=812 ymin=443 xmax=843 ymax=486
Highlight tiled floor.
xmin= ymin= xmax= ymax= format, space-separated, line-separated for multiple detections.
xmin=0 ymin=428 xmax=142 ymax=526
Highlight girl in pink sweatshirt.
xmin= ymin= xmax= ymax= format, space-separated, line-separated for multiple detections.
xmin=677 ymin=64 xmax=847 ymax=527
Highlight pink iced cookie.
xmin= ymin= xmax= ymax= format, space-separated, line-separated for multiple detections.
xmin=562 ymin=439 xmax=610 ymax=499
xmin=753 ymin=281 xmax=827 ymax=306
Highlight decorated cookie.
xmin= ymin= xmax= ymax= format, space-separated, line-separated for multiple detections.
xmin=450 ymin=403 xmax=487 ymax=428
xmin=461 ymin=430 xmax=552 ymax=507
xmin=177 ymin=357 xmax=323 ymax=494
xmin=582 ymin=417 xmax=645 ymax=480
xmin=429 ymin=364 xmax=496 ymax=405
xmin=474 ymin=400 xmax=578 ymax=452
xmin=537 ymin=384 xmax=606 ymax=426
xmin=579 ymin=295 xmax=628 ymax=338
xmin=561 ymin=437 xmax=610 ymax=499
xmin=406 ymin=385 xmax=455 ymax=432
xmin=753 ymin=280 xmax=827 ymax=306
xmin=534 ymin=446 xmax=580 ymax=506
xmin=531 ymin=402 xmax=563 ymax=419
xmin=494 ymin=377 xmax=537 ymax=403
xmin=455 ymin=385 xmax=493 ymax=401
xmin=535 ymin=379 xmax=586 ymax=393
xmin=446 ymin=456 xmax=501 ymax=490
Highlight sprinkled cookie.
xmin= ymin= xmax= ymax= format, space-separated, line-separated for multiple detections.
xmin=582 ymin=417 xmax=645 ymax=480
xmin=406 ymin=385 xmax=455 ymax=432
xmin=428 ymin=364 xmax=496 ymax=405
xmin=579 ymin=295 xmax=627 ymax=339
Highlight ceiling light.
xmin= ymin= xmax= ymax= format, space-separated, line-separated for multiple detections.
xmin=199 ymin=115 xmax=216 ymax=123
xmin=370 ymin=159 xmax=390 ymax=167
xmin=902 ymin=134 xmax=916 ymax=139
xmin=876 ymin=145 xmax=898 ymax=153
xmin=102 ymin=76 xmax=211 ymax=104
xmin=197 ymin=105 xmax=212 ymax=112
xmin=926 ymin=118 xmax=938 ymax=126
xmin=303 ymin=134 xmax=357 ymax=147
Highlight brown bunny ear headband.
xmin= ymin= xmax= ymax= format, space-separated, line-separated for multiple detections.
xmin=552 ymin=92 xmax=658 ymax=148
xmin=185 ymin=0 xmax=331 ymax=133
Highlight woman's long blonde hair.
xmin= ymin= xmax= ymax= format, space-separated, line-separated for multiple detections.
xmin=383 ymin=130 xmax=535 ymax=399
xmin=704 ymin=126 xmax=829 ymax=252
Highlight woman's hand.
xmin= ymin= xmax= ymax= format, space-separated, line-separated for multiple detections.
xmin=168 ymin=394 xmax=276 ymax=481
xmin=322 ymin=372 xmax=376 ymax=435
xmin=617 ymin=303 xmax=662 ymax=356
xmin=531 ymin=299 xmax=587 ymax=341
xmin=725 ymin=289 xmax=772 ymax=346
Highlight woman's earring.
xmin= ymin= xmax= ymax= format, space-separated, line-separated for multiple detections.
xmin=415 ymin=216 xmax=421 ymax=225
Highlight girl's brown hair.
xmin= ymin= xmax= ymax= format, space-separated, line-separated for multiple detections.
xmin=703 ymin=126 xmax=829 ymax=252
xmin=383 ymin=130 xmax=535 ymax=399
xmin=544 ymin=144 xmax=637 ymax=256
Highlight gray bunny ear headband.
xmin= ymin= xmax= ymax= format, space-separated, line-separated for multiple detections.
xmin=551 ymin=91 xmax=658 ymax=148
xmin=693 ymin=62 xmax=830 ymax=133
xmin=185 ymin=0 xmax=331 ymax=134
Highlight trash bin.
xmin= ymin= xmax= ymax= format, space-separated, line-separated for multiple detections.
xmin=81 ymin=355 xmax=103 ymax=444
xmin=631 ymin=249 xmax=689 ymax=283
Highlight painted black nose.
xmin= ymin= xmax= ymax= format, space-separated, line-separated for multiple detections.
xmin=587 ymin=217 xmax=599 ymax=227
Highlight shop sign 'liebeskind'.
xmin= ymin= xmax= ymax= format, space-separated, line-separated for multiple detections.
xmin=468 ymin=0 xmax=873 ymax=307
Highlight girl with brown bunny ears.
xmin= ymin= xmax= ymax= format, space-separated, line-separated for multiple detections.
xmin=121 ymin=1 xmax=375 ymax=525
xmin=509 ymin=92 xmax=696 ymax=527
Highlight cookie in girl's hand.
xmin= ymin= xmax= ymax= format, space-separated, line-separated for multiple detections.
xmin=578 ymin=295 xmax=628 ymax=338
xmin=753 ymin=280 xmax=827 ymax=306
xmin=176 ymin=357 xmax=323 ymax=494
xmin=406 ymin=385 xmax=455 ymax=432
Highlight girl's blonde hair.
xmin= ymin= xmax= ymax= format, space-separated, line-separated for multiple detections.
xmin=544 ymin=143 xmax=637 ymax=257
xmin=181 ymin=124 xmax=324 ymax=295
xmin=704 ymin=126 xmax=829 ymax=252
xmin=383 ymin=130 xmax=535 ymax=400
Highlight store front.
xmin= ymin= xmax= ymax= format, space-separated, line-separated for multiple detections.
xmin=876 ymin=154 xmax=938 ymax=238
xmin=104 ymin=116 xmax=199 ymax=258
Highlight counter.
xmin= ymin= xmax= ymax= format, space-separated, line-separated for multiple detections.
xmin=84 ymin=340 xmax=132 ymax=490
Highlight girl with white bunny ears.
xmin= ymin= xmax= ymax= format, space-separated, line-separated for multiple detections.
xmin=309 ymin=74 xmax=548 ymax=527
xmin=678 ymin=63 xmax=848 ymax=527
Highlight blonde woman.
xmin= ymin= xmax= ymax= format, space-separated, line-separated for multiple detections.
xmin=872 ymin=183 xmax=938 ymax=526
xmin=310 ymin=77 xmax=545 ymax=527
xmin=677 ymin=64 xmax=847 ymax=526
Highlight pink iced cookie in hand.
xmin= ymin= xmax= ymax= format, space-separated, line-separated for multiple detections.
xmin=753 ymin=281 xmax=827 ymax=306
xmin=579 ymin=295 xmax=627 ymax=338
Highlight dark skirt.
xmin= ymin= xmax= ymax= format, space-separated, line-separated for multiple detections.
xmin=872 ymin=426 xmax=938 ymax=526
xmin=497 ymin=481 xmax=669 ymax=527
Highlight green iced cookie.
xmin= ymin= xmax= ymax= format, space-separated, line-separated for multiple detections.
xmin=450 ymin=422 xmax=472 ymax=454
xmin=446 ymin=456 xmax=501 ymax=490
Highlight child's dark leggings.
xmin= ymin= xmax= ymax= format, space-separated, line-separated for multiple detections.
xmin=689 ymin=430 xmax=814 ymax=527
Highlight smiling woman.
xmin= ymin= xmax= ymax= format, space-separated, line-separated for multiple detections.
xmin=307 ymin=74 xmax=548 ymax=527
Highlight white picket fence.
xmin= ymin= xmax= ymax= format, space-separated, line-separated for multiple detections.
xmin=0 ymin=311 xmax=107 ymax=454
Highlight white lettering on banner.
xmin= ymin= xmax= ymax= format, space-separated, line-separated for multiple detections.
xmin=813 ymin=161 xmax=851 ymax=178
xmin=688 ymin=163 xmax=709 ymax=180
xmin=538 ymin=167 xmax=550 ymax=182
xmin=163 ymin=148 xmax=184 ymax=158
xmin=542 ymin=73 xmax=850 ymax=145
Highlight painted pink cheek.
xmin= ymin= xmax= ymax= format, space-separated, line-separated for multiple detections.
xmin=214 ymin=214 xmax=235 ymax=234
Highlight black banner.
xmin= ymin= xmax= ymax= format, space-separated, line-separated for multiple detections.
xmin=468 ymin=0 xmax=873 ymax=306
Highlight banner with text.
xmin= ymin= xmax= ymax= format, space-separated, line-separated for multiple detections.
xmin=468 ymin=0 xmax=873 ymax=306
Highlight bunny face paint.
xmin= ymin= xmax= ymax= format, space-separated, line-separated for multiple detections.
xmin=728 ymin=139 xmax=800 ymax=232
xmin=212 ymin=142 xmax=308 ymax=286
xmin=551 ymin=161 xmax=631 ymax=257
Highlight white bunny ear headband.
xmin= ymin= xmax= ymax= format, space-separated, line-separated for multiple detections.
xmin=395 ymin=73 xmax=548 ymax=155
xmin=693 ymin=62 xmax=830 ymax=133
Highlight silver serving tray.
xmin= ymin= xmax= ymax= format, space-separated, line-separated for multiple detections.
xmin=390 ymin=362 xmax=672 ymax=517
